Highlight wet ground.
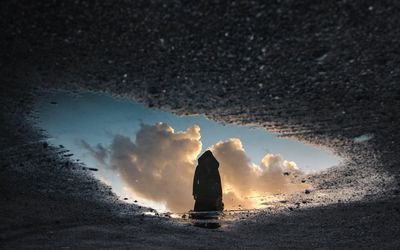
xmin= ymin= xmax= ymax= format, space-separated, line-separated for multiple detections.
xmin=1 ymin=0 xmax=400 ymax=248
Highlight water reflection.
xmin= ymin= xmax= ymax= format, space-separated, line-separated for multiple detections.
xmin=35 ymin=90 xmax=341 ymax=213
xmin=193 ymin=221 xmax=221 ymax=229
xmin=189 ymin=211 xmax=222 ymax=229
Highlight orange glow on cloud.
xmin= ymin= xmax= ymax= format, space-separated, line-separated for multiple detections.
xmin=83 ymin=123 xmax=308 ymax=212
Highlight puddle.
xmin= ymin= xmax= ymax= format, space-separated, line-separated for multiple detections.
xmin=34 ymin=90 xmax=341 ymax=216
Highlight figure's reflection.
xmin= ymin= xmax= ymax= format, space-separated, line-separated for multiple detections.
xmin=192 ymin=150 xmax=224 ymax=211
xmin=190 ymin=150 xmax=223 ymax=228
xmin=189 ymin=211 xmax=222 ymax=229
xmin=193 ymin=220 xmax=221 ymax=229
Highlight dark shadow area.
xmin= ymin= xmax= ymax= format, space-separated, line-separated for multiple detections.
xmin=193 ymin=150 xmax=224 ymax=212
xmin=190 ymin=150 xmax=223 ymax=229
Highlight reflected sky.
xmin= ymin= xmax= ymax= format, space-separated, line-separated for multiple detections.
xmin=35 ymin=90 xmax=341 ymax=211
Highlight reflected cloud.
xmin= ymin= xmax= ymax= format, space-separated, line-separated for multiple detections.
xmin=211 ymin=139 xmax=307 ymax=210
xmin=80 ymin=140 xmax=109 ymax=165
xmin=82 ymin=122 xmax=308 ymax=212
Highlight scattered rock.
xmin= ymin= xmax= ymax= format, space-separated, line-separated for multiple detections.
xmin=354 ymin=134 xmax=374 ymax=143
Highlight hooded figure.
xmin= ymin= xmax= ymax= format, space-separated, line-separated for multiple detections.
xmin=192 ymin=150 xmax=223 ymax=211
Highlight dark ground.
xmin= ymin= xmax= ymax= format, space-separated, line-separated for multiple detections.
xmin=1 ymin=0 xmax=400 ymax=248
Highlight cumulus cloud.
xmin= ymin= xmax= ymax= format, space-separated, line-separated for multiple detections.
xmin=211 ymin=139 xmax=306 ymax=209
xmin=82 ymin=123 xmax=307 ymax=212
xmin=80 ymin=140 xmax=109 ymax=165
xmin=107 ymin=123 xmax=201 ymax=212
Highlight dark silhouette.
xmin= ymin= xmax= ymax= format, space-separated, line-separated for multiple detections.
xmin=192 ymin=150 xmax=223 ymax=211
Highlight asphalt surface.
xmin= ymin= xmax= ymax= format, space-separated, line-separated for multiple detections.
xmin=1 ymin=1 xmax=400 ymax=248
